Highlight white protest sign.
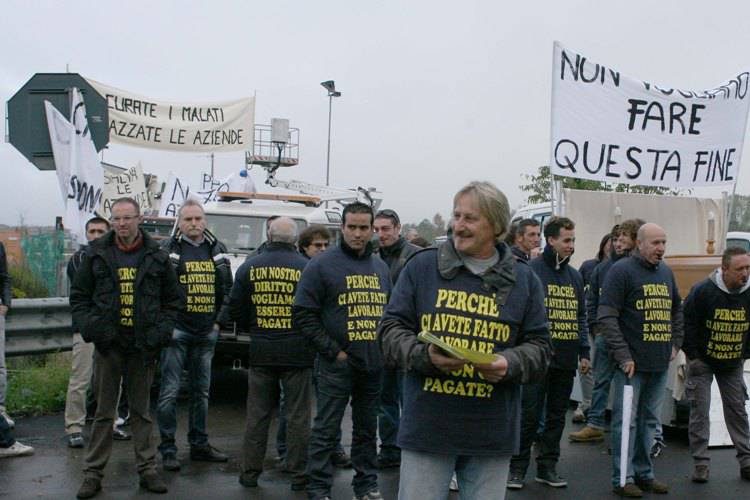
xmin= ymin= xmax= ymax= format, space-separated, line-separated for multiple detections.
xmin=87 ymin=79 xmax=255 ymax=152
xmin=101 ymin=162 xmax=152 ymax=218
xmin=158 ymin=172 xmax=237 ymax=217
xmin=45 ymin=89 xmax=105 ymax=244
xmin=550 ymin=42 xmax=750 ymax=188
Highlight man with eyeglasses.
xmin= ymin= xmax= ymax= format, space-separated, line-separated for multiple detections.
xmin=373 ymin=209 xmax=419 ymax=470
xmin=299 ymin=225 xmax=332 ymax=259
xmin=71 ymin=197 xmax=180 ymax=499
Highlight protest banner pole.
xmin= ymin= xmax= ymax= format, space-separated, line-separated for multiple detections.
xmin=549 ymin=42 xmax=558 ymax=216
xmin=619 ymin=383 xmax=634 ymax=487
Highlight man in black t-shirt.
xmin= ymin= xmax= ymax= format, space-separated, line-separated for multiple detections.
xmin=294 ymin=202 xmax=391 ymax=500
xmin=156 ymin=199 xmax=233 ymax=471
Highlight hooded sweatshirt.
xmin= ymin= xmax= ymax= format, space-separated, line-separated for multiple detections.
xmin=530 ymin=244 xmax=589 ymax=369
xmin=682 ymin=269 xmax=750 ymax=370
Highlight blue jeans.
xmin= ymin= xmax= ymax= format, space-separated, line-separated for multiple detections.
xmin=588 ymin=335 xmax=616 ymax=430
xmin=398 ymin=449 xmax=510 ymax=500
xmin=610 ymin=369 xmax=668 ymax=487
xmin=0 ymin=413 xmax=13 ymax=448
xmin=377 ymin=367 xmax=402 ymax=459
xmin=157 ymin=327 xmax=218 ymax=456
xmin=306 ymin=357 xmax=381 ymax=499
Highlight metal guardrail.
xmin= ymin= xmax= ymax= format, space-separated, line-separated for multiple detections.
xmin=4 ymin=297 xmax=73 ymax=357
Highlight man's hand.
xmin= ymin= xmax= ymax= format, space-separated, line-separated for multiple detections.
xmin=670 ymin=346 xmax=679 ymax=362
xmin=474 ymin=354 xmax=509 ymax=383
xmin=579 ymin=357 xmax=591 ymax=375
xmin=428 ymin=344 xmax=466 ymax=374
xmin=621 ymin=361 xmax=635 ymax=378
xmin=336 ymin=351 xmax=348 ymax=362
xmin=0 ymin=305 xmax=7 ymax=316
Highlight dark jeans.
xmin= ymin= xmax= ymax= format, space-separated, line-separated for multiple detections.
xmin=83 ymin=347 xmax=157 ymax=479
xmin=307 ymin=357 xmax=381 ymax=499
xmin=377 ymin=367 xmax=402 ymax=459
xmin=242 ymin=366 xmax=312 ymax=484
xmin=157 ymin=328 xmax=218 ymax=456
xmin=511 ymin=367 xmax=576 ymax=474
xmin=0 ymin=413 xmax=14 ymax=448
xmin=588 ymin=334 xmax=616 ymax=430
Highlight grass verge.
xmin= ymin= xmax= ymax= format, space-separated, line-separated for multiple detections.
xmin=6 ymin=352 xmax=71 ymax=416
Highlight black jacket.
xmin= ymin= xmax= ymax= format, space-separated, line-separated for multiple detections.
xmin=70 ymin=230 xmax=180 ymax=357
xmin=67 ymin=245 xmax=91 ymax=332
xmin=162 ymin=229 xmax=233 ymax=328
xmin=378 ymin=236 xmax=420 ymax=284
xmin=0 ymin=242 xmax=11 ymax=309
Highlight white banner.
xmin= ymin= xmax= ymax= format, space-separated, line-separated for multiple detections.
xmin=550 ymin=42 xmax=750 ymax=188
xmin=87 ymin=79 xmax=255 ymax=152
xmin=158 ymin=172 xmax=247 ymax=217
xmin=101 ymin=162 xmax=152 ymax=218
xmin=45 ymin=89 xmax=105 ymax=244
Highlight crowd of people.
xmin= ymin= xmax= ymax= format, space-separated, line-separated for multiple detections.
xmin=1 ymin=181 xmax=750 ymax=500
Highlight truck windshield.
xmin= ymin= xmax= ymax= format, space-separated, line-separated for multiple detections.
xmin=727 ymin=238 xmax=750 ymax=252
xmin=204 ymin=214 xmax=306 ymax=253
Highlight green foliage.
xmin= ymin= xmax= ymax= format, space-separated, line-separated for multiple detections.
xmin=520 ymin=165 xmax=679 ymax=204
xmin=9 ymin=264 xmax=50 ymax=299
xmin=6 ymin=353 xmax=71 ymax=416
xmin=402 ymin=213 xmax=447 ymax=243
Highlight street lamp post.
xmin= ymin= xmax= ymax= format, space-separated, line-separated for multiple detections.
xmin=321 ymin=80 xmax=341 ymax=187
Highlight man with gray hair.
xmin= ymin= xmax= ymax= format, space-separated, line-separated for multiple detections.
xmin=157 ymin=198 xmax=233 ymax=471
xmin=230 ymin=217 xmax=314 ymax=491
xmin=379 ymin=181 xmax=551 ymax=499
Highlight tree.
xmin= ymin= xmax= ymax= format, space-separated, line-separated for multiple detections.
xmin=519 ymin=165 xmax=678 ymax=205
xmin=402 ymin=212 xmax=447 ymax=243
xmin=729 ymin=194 xmax=750 ymax=232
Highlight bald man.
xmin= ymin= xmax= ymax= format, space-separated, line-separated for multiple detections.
xmin=598 ymin=223 xmax=683 ymax=497
xmin=230 ymin=217 xmax=314 ymax=491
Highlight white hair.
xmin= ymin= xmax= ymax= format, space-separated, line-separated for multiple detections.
xmin=268 ymin=217 xmax=298 ymax=244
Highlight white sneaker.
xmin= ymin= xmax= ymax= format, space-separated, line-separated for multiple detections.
xmin=449 ymin=472 xmax=459 ymax=491
xmin=1 ymin=410 xmax=15 ymax=429
xmin=0 ymin=441 xmax=34 ymax=458
xmin=115 ymin=417 xmax=125 ymax=427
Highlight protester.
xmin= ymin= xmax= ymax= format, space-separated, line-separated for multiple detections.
xmin=0 ymin=241 xmax=12 ymax=428
xmin=599 ymin=223 xmax=683 ymax=497
xmin=404 ymin=228 xmax=419 ymax=242
xmin=569 ymin=221 xmax=641 ymax=443
xmin=373 ymin=208 xmax=419 ymax=469
xmin=277 ymin=224 xmax=350 ymax=469
xmin=572 ymin=231 xmax=612 ymax=424
xmin=294 ymin=201 xmax=391 ymax=500
xmin=157 ymin=199 xmax=232 ymax=471
xmin=509 ymin=216 xmax=589 ymax=489
xmin=232 ymin=217 xmax=313 ymax=491
xmin=379 ymin=181 xmax=551 ymax=499
xmin=70 ymin=197 xmax=180 ymax=499
xmin=64 ymin=217 xmax=117 ymax=448
xmin=511 ymin=218 xmax=541 ymax=262
xmin=0 ymin=413 xmax=33 ymax=458
xmin=683 ymin=246 xmax=750 ymax=483
xmin=299 ymin=225 xmax=332 ymax=259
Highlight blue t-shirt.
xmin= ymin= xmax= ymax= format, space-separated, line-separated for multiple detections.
xmin=294 ymin=243 xmax=391 ymax=372
xmin=381 ymin=247 xmax=549 ymax=456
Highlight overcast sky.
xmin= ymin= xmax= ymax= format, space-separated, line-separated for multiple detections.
xmin=3 ymin=0 xmax=750 ymax=227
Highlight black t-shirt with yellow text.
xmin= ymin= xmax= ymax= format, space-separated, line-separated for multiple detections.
xmin=175 ymin=242 xmax=217 ymax=334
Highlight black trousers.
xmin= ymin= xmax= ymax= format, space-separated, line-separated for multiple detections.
xmin=510 ymin=367 xmax=576 ymax=474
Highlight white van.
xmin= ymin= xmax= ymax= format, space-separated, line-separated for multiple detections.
xmin=726 ymin=231 xmax=750 ymax=251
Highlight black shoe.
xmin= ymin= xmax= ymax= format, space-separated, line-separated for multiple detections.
xmin=331 ymin=450 xmax=352 ymax=468
xmin=76 ymin=478 xmax=102 ymax=499
xmin=239 ymin=472 xmax=259 ymax=487
xmin=535 ymin=468 xmax=568 ymax=488
xmin=112 ymin=427 xmax=131 ymax=441
xmin=162 ymin=453 xmax=181 ymax=471
xmin=507 ymin=471 xmax=525 ymax=489
xmin=139 ymin=471 xmax=168 ymax=494
xmin=376 ymin=453 xmax=401 ymax=469
xmin=68 ymin=432 xmax=85 ymax=448
xmin=190 ymin=444 xmax=228 ymax=462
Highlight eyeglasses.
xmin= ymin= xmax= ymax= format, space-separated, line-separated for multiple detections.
xmin=375 ymin=209 xmax=400 ymax=225
xmin=111 ymin=216 xmax=138 ymax=223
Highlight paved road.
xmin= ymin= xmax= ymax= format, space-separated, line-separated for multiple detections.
xmin=2 ymin=367 xmax=749 ymax=499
